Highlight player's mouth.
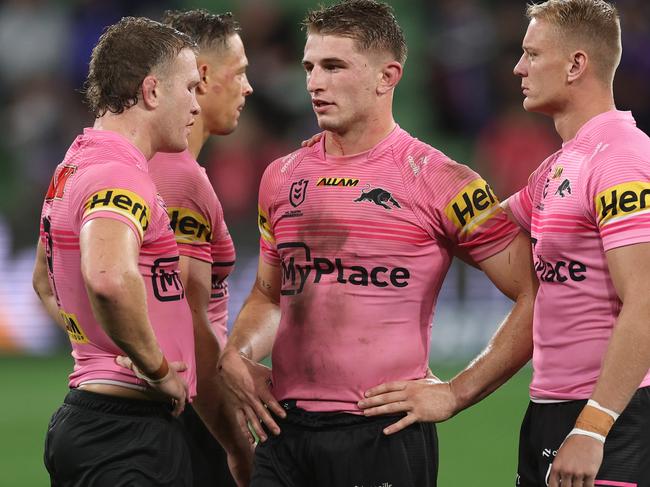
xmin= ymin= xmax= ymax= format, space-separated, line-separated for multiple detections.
xmin=312 ymin=99 xmax=334 ymax=114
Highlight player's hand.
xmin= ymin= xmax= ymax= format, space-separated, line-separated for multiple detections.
xmin=548 ymin=435 xmax=604 ymax=487
xmin=217 ymin=347 xmax=285 ymax=443
xmin=358 ymin=377 xmax=457 ymax=435
xmin=301 ymin=132 xmax=323 ymax=147
xmin=115 ymin=355 xmax=189 ymax=417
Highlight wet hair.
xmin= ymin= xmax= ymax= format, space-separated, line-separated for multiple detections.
xmin=84 ymin=16 xmax=197 ymax=117
xmin=162 ymin=9 xmax=240 ymax=52
xmin=527 ymin=0 xmax=621 ymax=82
xmin=303 ymin=0 xmax=407 ymax=65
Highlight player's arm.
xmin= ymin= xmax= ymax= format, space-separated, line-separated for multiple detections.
xmin=80 ymin=218 xmax=188 ymax=415
xmin=218 ymin=256 xmax=285 ymax=443
xmin=32 ymin=240 xmax=66 ymax=330
xmin=177 ymin=254 xmax=253 ymax=484
xmin=359 ymin=232 xmax=536 ymax=434
xmin=548 ymin=242 xmax=650 ymax=487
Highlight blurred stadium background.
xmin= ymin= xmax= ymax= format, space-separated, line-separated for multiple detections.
xmin=0 ymin=0 xmax=647 ymax=485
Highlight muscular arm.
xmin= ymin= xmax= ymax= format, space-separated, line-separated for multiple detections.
xmin=449 ymin=231 xmax=536 ymax=410
xmin=218 ymin=257 xmax=284 ymax=442
xmin=592 ymin=242 xmax=650 ymax=411
xmin=359 ymin=232 xmax=537 ymax=434
xmin=548 ymin=242 xmax=650 ymax=487
xmin=226 ymin=258 xmax=281 ymax=362
xmin=80 ymin=218 xmax=187 ymax=411
xmin=178 ymin=254 xmax=252 ymax=484
xmin=32 ymin=240 xmax=66 ymax=330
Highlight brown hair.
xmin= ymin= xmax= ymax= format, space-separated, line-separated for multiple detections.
xmin=84 ymin=17 xmax=197 ymax=117
xmin=303 ymin=0 xmax=407 ymax=65
xmin=526 ymin=0 xmax=621 ymax=82
xmin=162 ymin=9 xmax=240 ymax=52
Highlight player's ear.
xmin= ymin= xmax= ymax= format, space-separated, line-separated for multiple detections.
xmin=377 ymin=61 xmax=402 ymax=95
xmin=196 ymin=62 xmax=209 ymax=96
xmin=141 ymin=75 xmax=160 ymax=109
xmin=567 ymin=49 xmax=588 ymax=83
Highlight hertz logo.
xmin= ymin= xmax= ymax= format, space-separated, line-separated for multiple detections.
xmin=444 ymin=179 xmax=500 ymax=234
xmin=60 ymin=310 xmax=88 ymax=344
xmin=84 ymin=189 xmax=150 ymax=240
xmin=596 ymin=182 xmax=650 ymax=227
xmin=316 ymin=177 xmax=359 ymax=187
xmin=168 ymin=207 xmax=212 ymax=244
xmin=258 ymin=205 xmax=275 ymax=244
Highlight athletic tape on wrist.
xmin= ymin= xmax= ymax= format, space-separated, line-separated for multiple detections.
xmin=587 ymin=399 xmax=620 ymax=421
xmin=573 ymin=402 xmax=616 ymax=439
xmin=566 ymin=427 xmax=606 ymax=444
xmin=143 ymin=356 xmax=169 ymax=384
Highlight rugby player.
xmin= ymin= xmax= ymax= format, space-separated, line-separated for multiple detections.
xmin=149 ymin=9 xmax=253 ymax=487
xmin=361 ymin=1 xmax=650 ymax=486
xmin=32 ymin=17 xmax=201 ymax=486
xmin=217 ymin=1 xmax=537 ymax=485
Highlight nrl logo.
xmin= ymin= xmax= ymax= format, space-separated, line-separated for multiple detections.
xmin=289 ymin=179 xmax=308 ymax=207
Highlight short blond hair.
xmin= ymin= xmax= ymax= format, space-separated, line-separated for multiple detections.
xmin=527 ymin=0 xmax=621 ymax=83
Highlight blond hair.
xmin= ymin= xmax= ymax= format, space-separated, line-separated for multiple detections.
xmin=527 ymin=0 xmax=621 ymax=83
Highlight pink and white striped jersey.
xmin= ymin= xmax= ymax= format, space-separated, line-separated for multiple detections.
xmin=150 ymin=150 xmax=236 ymax=347
xmin=508 ymin=111 xmax=650 ymax=400
xmin=40 ymin=128 xmax=196 ymax=395
xmin=258 ymin=125 xmax=519 ymax=413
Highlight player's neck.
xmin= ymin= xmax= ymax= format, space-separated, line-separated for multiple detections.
xmin=93 ymin=112 xmax=155 ymax=160
xmin=324 ymin=117 xmax=396 ymax=156
xmin=553 ymin=87 xmax=616 ymax=143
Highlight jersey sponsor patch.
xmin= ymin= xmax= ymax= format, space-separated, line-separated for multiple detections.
xmin=83 ymin=188 xmax=150 ymax=240
xmin=316 ymin=177 xmax=359 ymax=187
xmin=444 ymin=179 xmax=500 ymax=234
xmin=60 ymin=310 xmax=88 ymax=344
xmin=168 ymin=207 xmax=212 ymax=244
xmin=258 ymin=205 xmax=275 ymax=244
xmin=596 ymin=181 xmax=650 ymax=227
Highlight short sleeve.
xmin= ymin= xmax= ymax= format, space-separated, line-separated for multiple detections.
xmin=70 ymin=164 xmax=155 ymax=245
xmin=583 ymin=150 xmax=650 ymax=251
xmin=410 ymin=155 xmax=519 ymax=263
xmin=164 ymin=172 xmax=216 ymax=264
xmin=258 ymin=162 xmax=282 ymax=267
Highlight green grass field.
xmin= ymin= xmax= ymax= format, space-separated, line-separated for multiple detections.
xmin=0 ymin=354 xmax=530 ymax=486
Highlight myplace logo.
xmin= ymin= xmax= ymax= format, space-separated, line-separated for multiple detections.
xmin=278 ymin=242 xmax=410 ymax=296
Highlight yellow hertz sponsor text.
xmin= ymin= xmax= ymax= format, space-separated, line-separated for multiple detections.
xmin=258 ymin=205 xmax=275 ymax=244
xmin=84 ymin=189 xmax=150 ymax=239
xmin=60 ymin=310 xmax=88 ymax=344
xmin=316 ymin=177 xmax=359 ymax=187
xmin=168 ymin=207 xmax=212 ymax=244
xmin=597 ymin=181 xmax=650 ymax=227
xmin=445 ymin=179 xmax=500 ymax=234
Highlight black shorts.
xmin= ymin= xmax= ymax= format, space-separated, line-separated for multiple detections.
xmin=251 ymin=401 xmax=438 ymax=487
xmin=516 ymin=387 xmax=650 ymax=486
xmin=178 ymin=403 xmax=236 ymax=487
xmin=44 ymin=389 xmax=193 ymax=487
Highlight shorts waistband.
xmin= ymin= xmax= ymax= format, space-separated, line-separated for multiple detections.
xmin=279 ymin=400 xmax=403 ymax=429
xmin=65 ymin=389 xmax=172 ymax=417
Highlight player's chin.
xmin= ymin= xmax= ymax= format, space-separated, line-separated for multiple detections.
xmin=163 ymin=137 xmax=189 ymax=154
xmin=315 ymin=116 xmax=339 ymax=132
xmin=522 ymin=97 xmax=541 ymax=113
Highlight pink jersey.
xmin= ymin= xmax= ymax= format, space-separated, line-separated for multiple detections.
xmin=508 ymin=111 xmax=650 ymax=400
xmin=149 ymin=150 xmax=235 ymax=348
xmin=40 ymin=128 xmax=196 ymax=395
xmin=258 ymin=126 xmax=519 ymax=412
